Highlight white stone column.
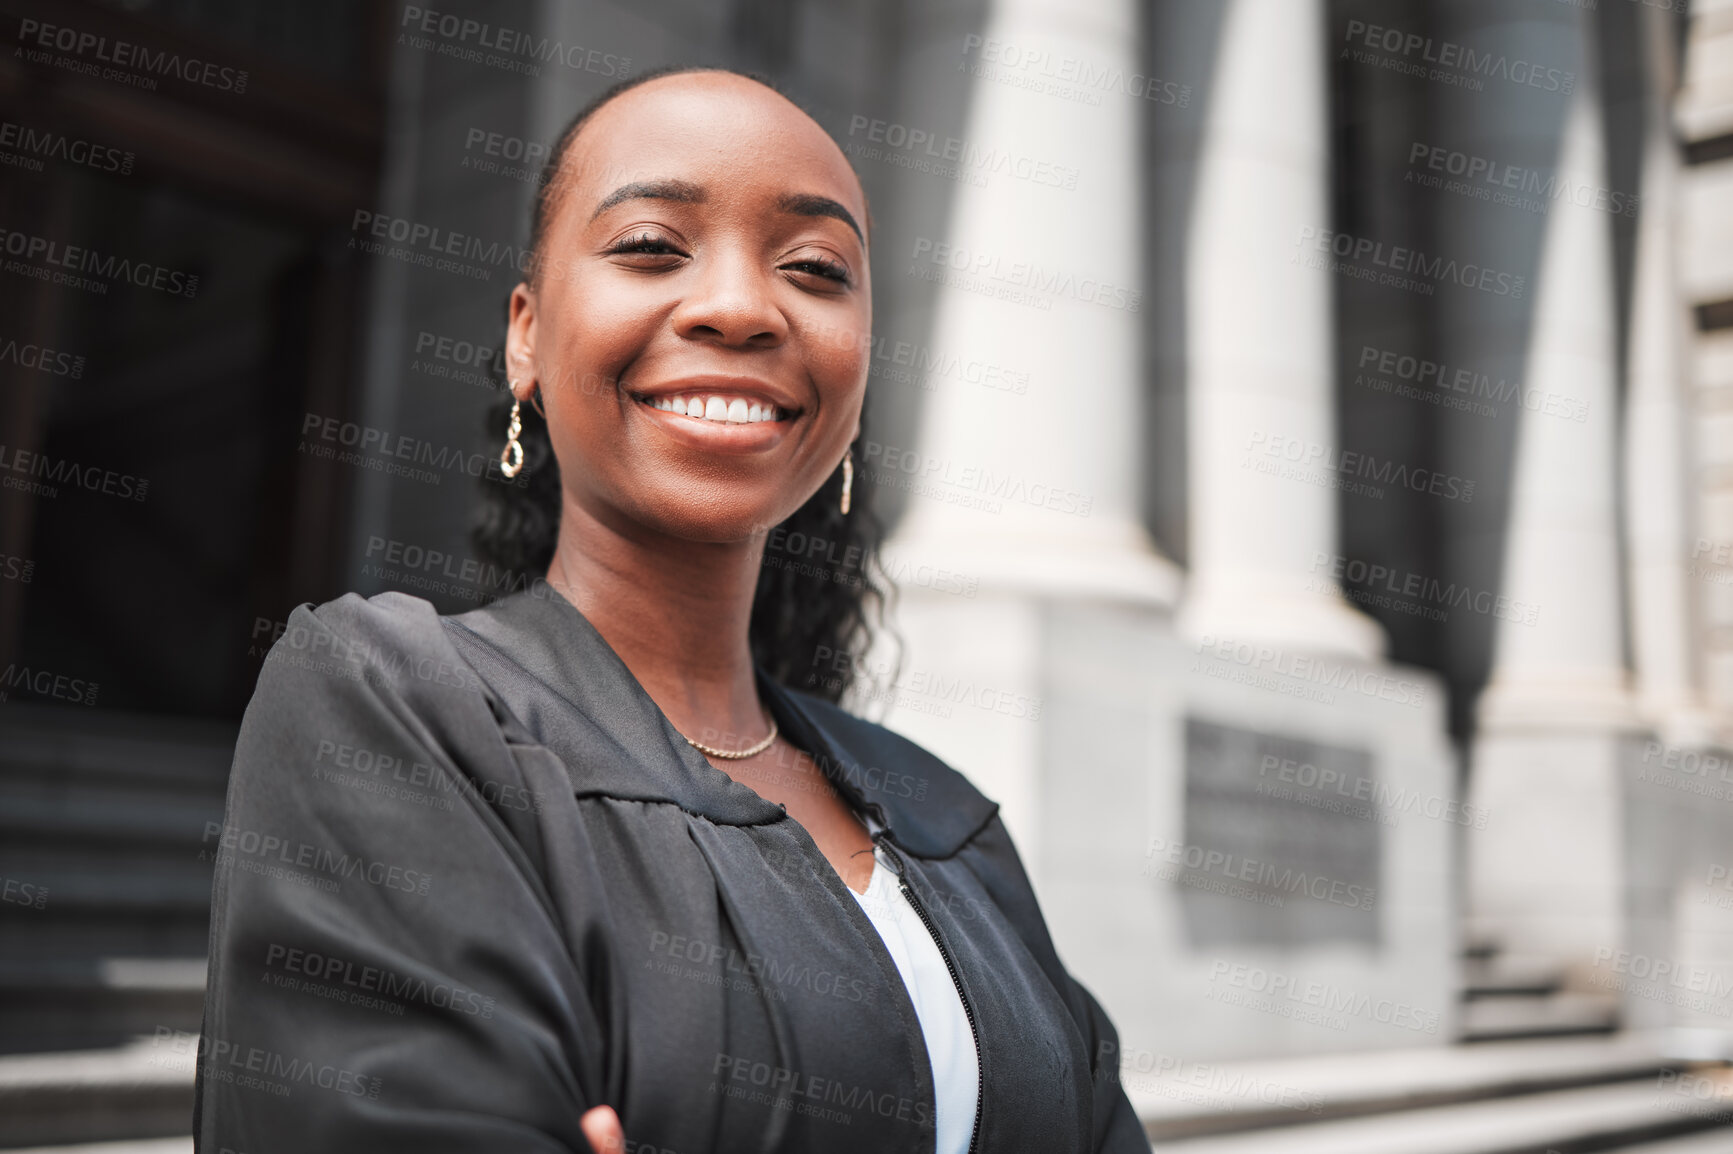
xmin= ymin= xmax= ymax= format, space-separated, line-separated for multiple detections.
xmin=1626 ymin=4 xmax=1714 ymax=748
xmin=882 ymin=0 xmax=1180 ymax=607
xmin=1468 ymin=29 xmax=1641 ymax=970
xmin=874 ymin=0 xmax=1177 ymax=870
xmin=1172 ymin=0 xmax=1384 ymax=660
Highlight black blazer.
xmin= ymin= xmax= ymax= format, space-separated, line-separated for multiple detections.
xmin=194 ymin=586 xmax=1148 ymax=1153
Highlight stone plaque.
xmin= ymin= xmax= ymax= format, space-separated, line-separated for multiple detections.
xmin=1171 ymin=717 xmax=1381 ymax=947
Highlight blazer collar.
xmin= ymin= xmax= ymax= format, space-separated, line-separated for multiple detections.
xmin=448 ymin=587 xmax=996 ymax=859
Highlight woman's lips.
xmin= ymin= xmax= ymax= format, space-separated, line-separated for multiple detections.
xmin=629 ymin=392 xmax=796 ymax=453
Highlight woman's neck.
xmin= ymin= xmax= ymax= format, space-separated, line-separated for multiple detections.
xmin=543 ymin=494 xmax=772 ymax=745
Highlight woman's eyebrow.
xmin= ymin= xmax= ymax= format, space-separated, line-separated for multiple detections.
xmin=590 ymin=179 xmax=705 ymax=220
xmin=779 ymin=193 xmax=863 ymax=244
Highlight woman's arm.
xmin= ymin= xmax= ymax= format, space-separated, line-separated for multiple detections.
xmin=196 ymin=594 xmax=606 ymax=1154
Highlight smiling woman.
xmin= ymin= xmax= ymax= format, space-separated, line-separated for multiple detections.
xmin=194 ymin=67 xmax=1147 ymax=1154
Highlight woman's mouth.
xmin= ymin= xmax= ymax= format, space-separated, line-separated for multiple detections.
xmin=633 ymin=393 xmax=790 ymax=425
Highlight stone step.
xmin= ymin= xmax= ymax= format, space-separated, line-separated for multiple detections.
xmin=0 ymin=1039 xmax=195 ymax=1149
xmin=0 ymin=959 xmax=206 ymax=1056
xmin=0 ymin=705 xmax=235 ymax=790
xmin=1616 ymin=1128 xmax=1733 ymax=1154
xmin=2 ymin=1139 xmax=192 ymax=1154
xmin=1458 ymin=991 xmax=1622 ymax=1043
xmin=1144 ymin=1076 xmax=1728 ymax=1153
xmin=0 ymin=790 xmax=225 ymax=849
xmin=1461 ymin=956 xmax=1565 ymax=999
xmin=1130 ymin=1033 xmax=1682 ymax=1141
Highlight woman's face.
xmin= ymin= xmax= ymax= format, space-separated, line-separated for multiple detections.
xmin=508 ymin=72 xmax=872 ymax=546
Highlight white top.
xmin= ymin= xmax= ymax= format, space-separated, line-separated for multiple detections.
xmin=847 ymin=828 xmax=979 ymax=1154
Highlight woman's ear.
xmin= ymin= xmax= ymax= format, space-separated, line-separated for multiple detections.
xmin=506 ymin=282 xmax=538 ymax=402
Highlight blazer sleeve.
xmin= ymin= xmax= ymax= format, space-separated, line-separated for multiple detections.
xmin=195 ymin=593 xmax=602 ymax=1154
xmin=959 ymin=816 xmax=1151 ymax=1153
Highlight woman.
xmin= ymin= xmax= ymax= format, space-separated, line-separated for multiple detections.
xmin=195 ymin=67 xmax=1145 ymax=1153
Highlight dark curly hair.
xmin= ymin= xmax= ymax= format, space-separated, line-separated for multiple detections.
xmin=471 ymin=66 xmax=895 ymax=705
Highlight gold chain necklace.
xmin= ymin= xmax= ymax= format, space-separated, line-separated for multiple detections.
xmin=551 ymin=552 xmax=778 ymax=760
xmin=682 ymin=715 xmax=778 ymax=760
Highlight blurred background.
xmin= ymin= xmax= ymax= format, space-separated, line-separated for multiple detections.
xmin=1 ymin=0 xmax=1731 ymax=1149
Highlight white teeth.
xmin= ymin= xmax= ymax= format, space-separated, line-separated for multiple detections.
xmin=645 ymin=395 xmax=783 ymax=422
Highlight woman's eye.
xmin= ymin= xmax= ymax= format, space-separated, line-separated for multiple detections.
xmin=783 ymin=257 xmax=851 ymax=286
xmin=607 ymin=232 xmax=684 ymax=258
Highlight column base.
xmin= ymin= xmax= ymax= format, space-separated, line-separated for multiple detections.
xmin=1466 ymin=729 xmax=1632 ymax=978
xmin=1174 ymin=582 xmax=1386 ymax=661
xmin=1476 ymin=673 xmax=1642 ymax=733
xmin=881 ymin=528 xmax=1182 ymax=608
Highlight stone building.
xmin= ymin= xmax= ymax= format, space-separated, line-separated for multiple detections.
xmin=1 ymin=0 xmax=1731 ymax=1148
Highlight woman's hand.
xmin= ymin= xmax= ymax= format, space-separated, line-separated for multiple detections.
xmin=580 ymin=1104 xmax=626 ymax=1153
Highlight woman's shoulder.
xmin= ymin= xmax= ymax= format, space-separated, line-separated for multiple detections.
xmin=254 ymin=589 xmax=493 ymax=708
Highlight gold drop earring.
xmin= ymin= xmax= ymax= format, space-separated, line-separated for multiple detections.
xmin=839 ymin=449 xmax=853 ymax=515
xmin=501 ymin=380 xmax=525 ymax=479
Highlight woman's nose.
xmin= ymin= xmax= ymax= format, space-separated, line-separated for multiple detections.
xmin=669 ymin=250 xmax=788 ymax=348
